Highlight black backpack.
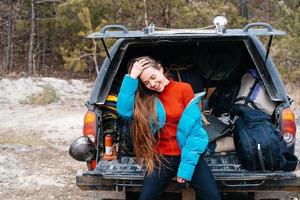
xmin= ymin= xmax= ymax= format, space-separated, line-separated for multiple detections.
xmin=232 ymin=105 xmax=298 ymax=171
xmin=208 ymin=85 xmax=240 ymax=117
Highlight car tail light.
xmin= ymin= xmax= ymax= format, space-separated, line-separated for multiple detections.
xmin=83 ymin=111 xmax=97 ymax=140
xmin=281 ymin=108 xmax=297 ymax=143
xmin=83 ymin=111 xmax=97 ymax=170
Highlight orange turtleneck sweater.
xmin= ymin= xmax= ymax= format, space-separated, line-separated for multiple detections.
xmin=156 ymin=80 xmax=194 ymax=156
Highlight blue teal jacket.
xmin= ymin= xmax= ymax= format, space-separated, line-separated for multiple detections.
xmin=116 ymin=75 xmax=208 ymax=181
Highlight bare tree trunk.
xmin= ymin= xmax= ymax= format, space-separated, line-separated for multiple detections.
xmin=28 ymin=0 xmax=35 ymax=75
xmin=4 ymin=0 xmax=13 ymax=75
xmin=1 ymin=4 xmax=8 ymax=76
xmin=34 ymin=34 xmax=40 ymax=74
xmin=238 ymin=0 xmax=249 ymax=20
xmin=266 ymin=0 xmax=269 ymax=23
xmin=9 ymin=40 xmax=13 ymax=73
xmin=92 ymin=39 xmax=99 ymax=74
xmin=112 ymin=0 xmax=116 ymax=23
xmin=19 ymin=0 xmax=25 ymax=18
xmin=143 ymin=0 xmax=148 ymax=26
xmin=163 ymin=4 xmax=170 ymax=28
xmin=8 ymin=0 xmax=13 ymax=73
xmin=42 ymin=36 xmax=46 ymax=72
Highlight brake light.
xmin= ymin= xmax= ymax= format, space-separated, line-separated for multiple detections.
xmin=281 ymin=108 xmax=297 ymax=143
xmin=83 ymin=111 xmax=97 ymax=170
xmin=83 ymin=111 xmax=96 ymax=139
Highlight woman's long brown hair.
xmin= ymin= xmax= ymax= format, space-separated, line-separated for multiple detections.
xmin=127 ymin=56 xmax=163 ymax=174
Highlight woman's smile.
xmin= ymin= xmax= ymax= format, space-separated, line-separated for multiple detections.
xmin=154 ymin=83 xmax=160 ymax=89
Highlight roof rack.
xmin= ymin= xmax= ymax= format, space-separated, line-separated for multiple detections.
xmin=88 ymin=18 xmax=285 ymax=67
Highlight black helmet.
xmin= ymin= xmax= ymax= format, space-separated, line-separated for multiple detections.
xmin=69 ymin=136 xmax=96 ymax=162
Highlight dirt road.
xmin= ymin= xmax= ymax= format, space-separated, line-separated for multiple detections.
xmin=0 ymin=77 xmax=299 ymax=200
xmin=0 ymin=78 xmax=94 ymax=199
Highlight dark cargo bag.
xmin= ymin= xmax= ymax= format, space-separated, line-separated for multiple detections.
xmin=232 ymin=105 xmax=298 ymax=171
xmin=208 ymin=85 xmax=239 ymax=117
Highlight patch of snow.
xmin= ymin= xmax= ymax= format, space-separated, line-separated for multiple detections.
xmin=0 ymin=77 xmax=93 ymax=105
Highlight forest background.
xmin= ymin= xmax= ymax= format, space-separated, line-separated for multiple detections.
xmin=0 ymin=0 xmax=299 ymax=83
xmin=0 ymin=1 xmax=299 ymax=199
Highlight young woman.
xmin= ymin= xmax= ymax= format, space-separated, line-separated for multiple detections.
xmin=117 ymin=56 xmax=221 ymax=200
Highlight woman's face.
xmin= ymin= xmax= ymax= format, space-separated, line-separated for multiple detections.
xmin=139 ymin=66 xmax=167 ymax=92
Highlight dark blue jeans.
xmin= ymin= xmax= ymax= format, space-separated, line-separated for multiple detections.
xmin=139 ymin=156 xmax=221 ymax=200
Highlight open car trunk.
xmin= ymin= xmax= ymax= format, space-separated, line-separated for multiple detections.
xmin=116 ymin=38 xmax=253 ymax=92
xmin=78 ymin=36 xmax=299 ymax=192
xmin=90 ymin=37 xmax=287 ymax=105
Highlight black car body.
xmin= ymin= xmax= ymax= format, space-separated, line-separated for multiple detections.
xmin=74 ymin=20 xmax=299 ymax=199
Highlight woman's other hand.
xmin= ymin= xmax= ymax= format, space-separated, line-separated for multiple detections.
xmin=129 ymin=59 xmax=149 ymax=79
xmin=177 ymin=176 xmax=186 ymax=183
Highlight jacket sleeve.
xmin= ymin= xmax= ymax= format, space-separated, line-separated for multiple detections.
xmin=116 ymin=75 xmax=138 ymax=119
xmin=176 ymin=94 xmax=208 ymax=181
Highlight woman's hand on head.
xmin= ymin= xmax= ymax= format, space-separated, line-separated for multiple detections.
xmin=177 ymin=176 xmax=186 ymax=183
xmin=129 ymin=59 xmax=150 ymax=79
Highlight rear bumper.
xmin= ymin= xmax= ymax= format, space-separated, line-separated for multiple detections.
xmin=76 ymin=170 xmax=300 ymax=192
xmin=76 ymin=154 xmax=300 ymax=192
